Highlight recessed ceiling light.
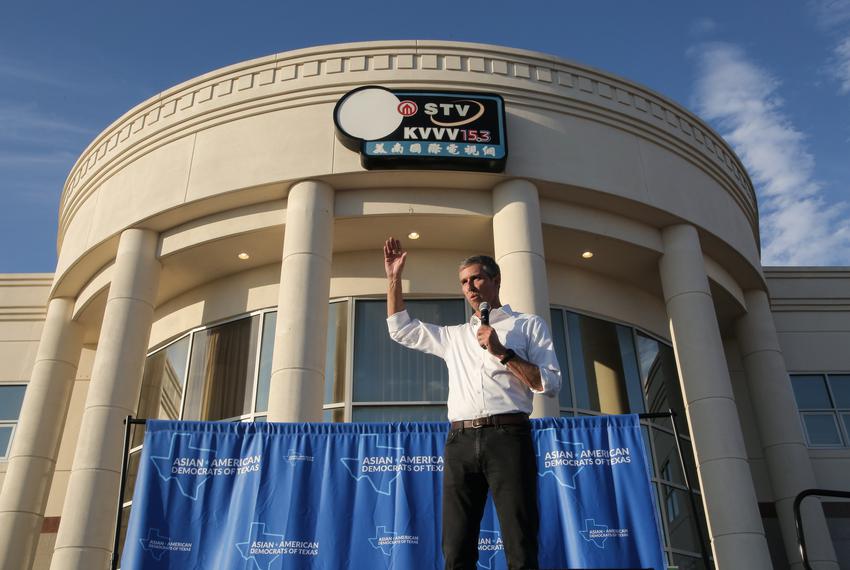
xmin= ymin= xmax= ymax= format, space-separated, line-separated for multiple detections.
xmin=581 ymin=251 xmax=594 ymax=259
xmin=237 ymin=252 xmax=250 ymax=260
xmin=408 ymin=232 xmax=420 ymax=240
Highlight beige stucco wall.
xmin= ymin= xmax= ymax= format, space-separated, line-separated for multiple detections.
xmin=0 ymin=275 xmax=52 ymax=487
xmin=53 ymin=41 xmax=763 ymax=312
xmin=765 ymin=268 xmax=850 ymax=491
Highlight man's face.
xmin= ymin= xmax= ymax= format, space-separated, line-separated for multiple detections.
xmin=459 ymin=263 xmax=500 ymax=313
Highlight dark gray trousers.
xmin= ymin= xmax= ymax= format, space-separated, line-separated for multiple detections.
xmin=442 ymin=423 xmax=539 ymax=570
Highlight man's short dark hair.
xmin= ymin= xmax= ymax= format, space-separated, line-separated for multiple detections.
xmin=459 ymin=255 xmax=501 ymax=278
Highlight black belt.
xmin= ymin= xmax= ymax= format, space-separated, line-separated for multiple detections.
xmin=450 ymin=412 xmax=529 ymax=430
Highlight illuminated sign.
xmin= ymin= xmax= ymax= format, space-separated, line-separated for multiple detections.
xmin=334 ymin=86 xmax=507 ymax=172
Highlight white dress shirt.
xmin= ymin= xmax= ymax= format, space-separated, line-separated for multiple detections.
xmin=386 ymin=304 xmax=561 ymax=422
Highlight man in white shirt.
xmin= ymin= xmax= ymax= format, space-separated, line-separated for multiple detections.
xmin=383 ymin=237 xmax=561 ymax=570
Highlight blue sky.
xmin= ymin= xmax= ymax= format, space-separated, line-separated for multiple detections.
xmin=1 ymin=0 xmax=848 ymax=271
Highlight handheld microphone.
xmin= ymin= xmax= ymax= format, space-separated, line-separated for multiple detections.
xmin=479 ymin=302 xmax=490 ymax=326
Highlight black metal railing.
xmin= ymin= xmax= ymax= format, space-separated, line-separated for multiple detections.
xmin=794 ymin=488 xmax=850 ymax=570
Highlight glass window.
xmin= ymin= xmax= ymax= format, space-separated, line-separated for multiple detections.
xmin=352 ymin=405 xmax=447 ymax=423
xmin=792 ymin=375 xmax=832 ymax=409
xmin=566 ymin=312 xmax=592 ymax=410
xmin=117 ymin=504 xmax=132 ymax=567
xmin=792 ymin=374 xmax=850 ymax=448
xmin=564 ymin=312 xmax=637 ymax=414
xmin=325 ymin=301 xmax=349 ymax=405
xmin=557 ymin=318 xmax=705 ymax=562
xmin=353 ymin=299 xmax=463 ymax=403
xmin=636 ymin=333 xmax=687 ymax=422
xmin=616 ymin=325 xmax=645 ymax=414
xmin=0 ymin=385 xmax=26 ymax=421
xmin=829 ymin=375 xmax=850 ymax=408
xmin=652 ymin=429 xmax=686 ymax=486
xmin=184 ymin=315 xmax=260 ymax=421
xmin=0 ymin=384 xmax=26 ymax=458
xmin=802 ymin=413 xmax=843 ymax=446
xmin=123 ymin=451 xmax=141 ymax=503
xmin=138 ymin=336 xmax=190 ymax=422
xmin=0 ymin=426 xmax=13 ymax=459
xmin=658 ymin=484 xmax=704 ymax=555
xmin=671 ymin=552 xmax=709 ymax=570
xmin=323 ymin=408 xmax=345 ymax=423
xmin=549 ymin=309 xmax=572 ymax=409
xmin=255 ymin=312 xmax=276 ymax=413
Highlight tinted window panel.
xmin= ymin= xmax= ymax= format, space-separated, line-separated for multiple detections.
xmin=352 ymin=405 xmax=447 ymax=423
xmin=549 ymin=309 xmax=572 ymax=409
xmin=828 ymin=375 xmax=850 ymax=408
xmin=255 ymin=312 xmax=276 ymax=413
xmin=325 ymin=302 xmax=349 ymax=405
xmin=803 ymin=413 xmax=843 ymax=446
xmin=323 ymin=408 xmax=345 ymax=423
xmin=565 ymin=312 xmax=633 ymax=415
xmin=353 ymin=300 xmax=462 ymax=402
xmin=0 ymin=385 xmax=26 ymax=421
xmin=792 ymin=375 xmax=832 ymax=409
xmin=184 ymin=315 xmax=260 ymax=421
xmin=0 ymin=426 xmax=13 ymax=457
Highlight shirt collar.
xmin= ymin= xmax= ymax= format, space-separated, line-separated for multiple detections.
xmin=470 ymin=304 xmax=514 ymax=325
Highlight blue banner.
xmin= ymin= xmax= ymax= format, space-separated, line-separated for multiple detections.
xmin=121 ymin=416 xmax=665 ymax=569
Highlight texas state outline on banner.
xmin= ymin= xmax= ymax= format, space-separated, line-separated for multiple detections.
xmin=120 ymin=416 xmax=666 ymax=570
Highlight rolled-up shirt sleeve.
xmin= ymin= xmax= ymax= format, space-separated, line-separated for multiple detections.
xmin=386 ymin=310 xmax=450 ymax=359
xmin=526 ymin=316 xmax=562 ymax=396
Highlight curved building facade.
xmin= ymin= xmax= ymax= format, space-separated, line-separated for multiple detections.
xmin=0 ymin=40 xmax=848 ymax=569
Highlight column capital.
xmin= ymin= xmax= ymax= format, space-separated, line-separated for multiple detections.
xmin=736 ymin=289 xmax=781 ymax=357
xmin=282 ymin=180 xmax=335 ymax=262
xmin=287 ymin=179 xmax=335 ymax=197
xmin=492 ymin=179 xmax=544 ymax=264
xmin=111 ymin=228 xmax=161 ymax=305
xmin=659 ymin=223 xmax=710 ymax=301
xmin=35 ymin=297 xmax=82 ymax=365
xmin=492 ymin=178 xmax=538 ymax=212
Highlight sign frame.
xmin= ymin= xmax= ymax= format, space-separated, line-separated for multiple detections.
xmin=333 ymin=85 xmax=508 ymax=173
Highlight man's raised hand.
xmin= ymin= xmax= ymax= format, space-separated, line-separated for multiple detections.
xmin=384 ymin=237 xmax=407 ymax=281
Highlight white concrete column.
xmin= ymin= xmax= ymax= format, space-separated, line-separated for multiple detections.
xmin=268 ymin=180 xmax=334 ymax=422
xmin=658 ymin=224 xmax=772 ymax=569
xmin=50 ymin=229 xmax=160 ymax=570
xmin=492 ymin=178 xmax=558 ymax=418
xmin=736 ymin=289 xmax=839 ymax=569
xmin=0 ymin=298 xmax=82 ymax=570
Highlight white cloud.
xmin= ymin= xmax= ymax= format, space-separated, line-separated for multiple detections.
xmin=0 ymin=150 xmax=76 ymax=167
xmin=810 ymin=0 xmax=850 ymax=28
xmin=829 ymin=36 xmax=850 ymax=93
xmin=0 ymin=103 xmax=93 ymax=142
xmin=690 ymin=18 xmax=717 ymax=37
xmin=809 ymin=0 xmax=850 ymax=94
xmin=692 ymin=42 xmax=850 ymax=266
xmin=0 ymin=56 xmax=93 ymax=91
